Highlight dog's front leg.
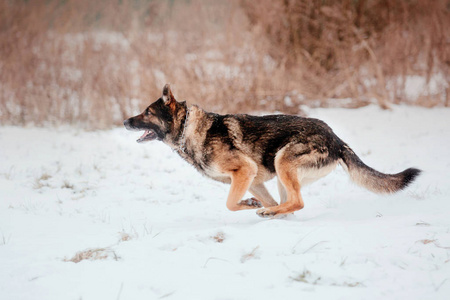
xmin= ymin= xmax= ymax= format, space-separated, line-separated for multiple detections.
xmin=277 ymin=178 xmax=287 ymax=204
xmin=249 ymin=183 xmax=278 ymax=208
xmin=225 ymin=163 xmax=259 ymax=211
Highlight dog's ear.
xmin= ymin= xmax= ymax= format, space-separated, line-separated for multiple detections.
xmin=162 ymin=84 xmax=176 ymax=104
xmin=162 ymin=84 xmax=177 ymax=111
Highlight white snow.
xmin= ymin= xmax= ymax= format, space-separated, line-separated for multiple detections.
xmin=386 ymin=73 xmax=449 ymax=102
xmin=1 ymin=105 xmax=449 ymax=300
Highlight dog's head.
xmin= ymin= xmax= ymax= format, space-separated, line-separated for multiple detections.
xmin=124 ymin=84 xmax=186 ymax=143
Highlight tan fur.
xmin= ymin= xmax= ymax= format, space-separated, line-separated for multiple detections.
xmin=299 ymin=162 xmax=337 ymax=186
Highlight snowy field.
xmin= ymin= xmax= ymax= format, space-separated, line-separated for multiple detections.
xmin=1 ymin=105 xmax=449 ymax=300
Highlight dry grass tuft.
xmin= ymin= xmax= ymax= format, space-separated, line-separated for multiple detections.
xmin=419 ymin=239 xmax=436 ymax=245
xmin=240 ymin=246 xmax=260 ymax=263
xmin=64 ymin=247 xmax=120 ymax=263
xmin=119 ymin=232 xmax=132 ymax=242
xmin=212 ymin=232 xmax=225 ymax=243
xmin=415 ymin=221 xmax=431 ymax=227
xmin=33 ymin=173 xmax=52 ymax=189
xmin=291 ymin=270 xmax=313 ymax=284
xmin=61 ymin=180 xmax=74 ymax=189
xmin=291 ymin=269 xmax=364 ymax=287
xmin=416 ymin=239 xmax=450 ymax=249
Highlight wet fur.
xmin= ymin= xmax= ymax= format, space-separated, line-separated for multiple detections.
xmin=124 ymin=85 xmax=421 ymax=218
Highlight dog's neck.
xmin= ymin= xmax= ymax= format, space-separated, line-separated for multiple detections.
xmin=179 ymin=107 xmax=191 ymax=153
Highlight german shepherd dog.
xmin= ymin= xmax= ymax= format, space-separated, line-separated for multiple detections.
xmin=124 ymin=84 xmax=421 ymax=218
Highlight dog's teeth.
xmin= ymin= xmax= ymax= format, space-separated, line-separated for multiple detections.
xmin=136 ymin=130 xmax=154 ymax=143
xmin=138 ymin=130 xmax=149 ymax=140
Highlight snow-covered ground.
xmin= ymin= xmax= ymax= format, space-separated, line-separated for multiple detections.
xmin=1 ymin=105 xmax=449 ymax=300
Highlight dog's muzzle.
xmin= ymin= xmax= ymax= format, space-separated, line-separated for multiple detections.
xmin=123 ymin=118 xmax=157 ymax=143
xmin=123 ymin=119 xmax=135 ymax=131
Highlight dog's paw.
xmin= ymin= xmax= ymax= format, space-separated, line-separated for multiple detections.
xmin=239 ymin=197 xmax=263 ymax=208
xmin=256 ymin=208 xmax=276 ymax=218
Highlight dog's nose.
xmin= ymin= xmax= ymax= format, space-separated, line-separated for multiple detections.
xmin=123 ymin=119 xmax=130 ymax=128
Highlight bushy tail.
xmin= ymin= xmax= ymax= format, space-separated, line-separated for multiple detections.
xmin=339 ymin=145 xmax=421 ymax=194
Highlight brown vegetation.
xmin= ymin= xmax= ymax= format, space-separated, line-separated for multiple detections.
xmin=0 ymin=0 xmax=448 ymax=128
xmin=64 ymin=247 xmax=120 ymax=263
xmin=242 ymin=0 xmax=449 ymax=108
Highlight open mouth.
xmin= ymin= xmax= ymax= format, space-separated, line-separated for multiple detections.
xmin=137 ymin=130 xmax=157 ymax=143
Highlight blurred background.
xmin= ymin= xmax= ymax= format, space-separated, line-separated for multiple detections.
xmin=0 ymin=0 xmax=448 ymax=129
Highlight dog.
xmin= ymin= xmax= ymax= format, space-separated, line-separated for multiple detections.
xmin=124 ymin=84 xmax=421 ymax=218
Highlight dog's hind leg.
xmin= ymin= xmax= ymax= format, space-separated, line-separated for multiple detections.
xmin=249 ymin=183 xmax=278 ymax=208
xmin=277 ymin=178 xmax=287 ymax=204
xmin=257 ymin=169 xmax=304 ymax=218
xmin=257 ymin=146 xmax=305 ymax=218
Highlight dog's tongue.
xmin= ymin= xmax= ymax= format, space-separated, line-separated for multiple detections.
xmin=137 ymin=130 xmax=150 ymax=143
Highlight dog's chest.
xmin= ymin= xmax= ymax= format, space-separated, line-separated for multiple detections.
xmin=180 ymin=148 xmax=231 ymax=184
xmin=177 ymin=109 xmax=233 ymax=183
xmin=202 ymin=164 xmax=232 ymax=184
